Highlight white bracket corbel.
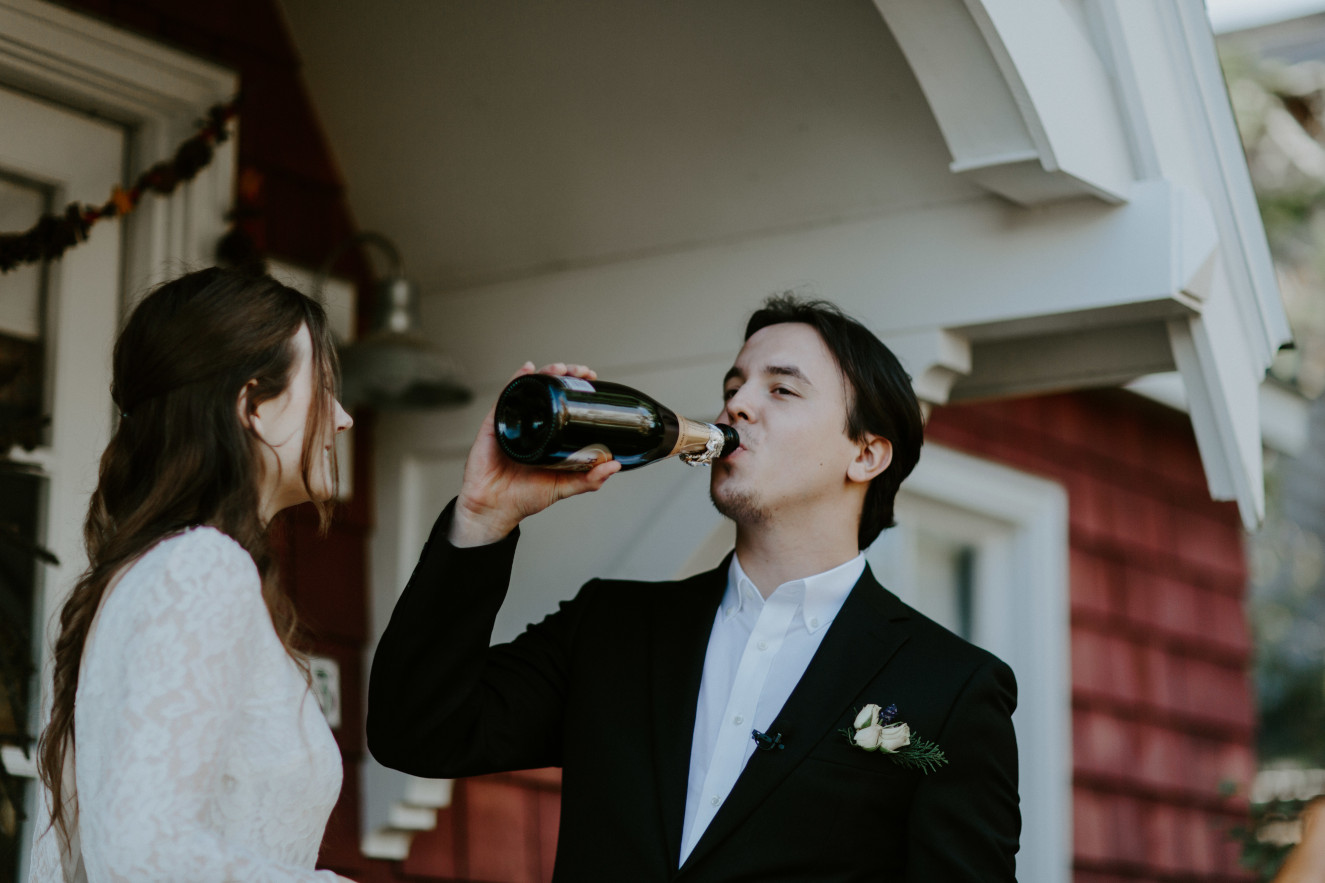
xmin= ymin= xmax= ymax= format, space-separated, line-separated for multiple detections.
xmin=881 ymin=328 xmax=973 ymax=407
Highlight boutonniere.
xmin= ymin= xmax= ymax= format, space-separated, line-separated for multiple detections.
xmin=841 ymin=703 xmax=948 ymax=774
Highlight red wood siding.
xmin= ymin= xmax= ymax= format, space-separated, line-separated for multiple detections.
xmin=928 ymin=390 xmax=1254 ymax=883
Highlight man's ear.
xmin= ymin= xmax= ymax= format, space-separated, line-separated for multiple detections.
xmin=847 ymin=434 xmax=892 ymax=485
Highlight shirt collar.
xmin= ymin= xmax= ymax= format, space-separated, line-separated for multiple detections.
xmin=723 ymin=552 xmax=865 ymax=634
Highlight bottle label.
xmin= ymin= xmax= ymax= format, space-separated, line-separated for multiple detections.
xmin=556 ymin=443 xmax=613 ymax=470
xmin=555 ymin=376 xmax=596 ymax=393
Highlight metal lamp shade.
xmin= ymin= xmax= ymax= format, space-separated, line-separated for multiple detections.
xmin=337 ymin=275 xmax=471 ymax=409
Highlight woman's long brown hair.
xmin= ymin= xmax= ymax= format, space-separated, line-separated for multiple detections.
xmin=36 ymin=267 xmax=341 ymax=846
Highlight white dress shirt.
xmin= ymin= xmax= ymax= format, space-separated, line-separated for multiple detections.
xmin=678 ymin=551 xmax=865 ymax=864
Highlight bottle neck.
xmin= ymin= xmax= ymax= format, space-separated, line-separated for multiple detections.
xmin=670 ymin=417 xmax=722 ymax=459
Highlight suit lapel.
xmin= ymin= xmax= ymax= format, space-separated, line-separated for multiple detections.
xmin=649 ymin=557 xmax=730 ymax=874
xmin=677 ymin=567 xmax=912 ymax=875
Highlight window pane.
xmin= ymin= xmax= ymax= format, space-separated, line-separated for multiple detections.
xmin=0 ymin=172 xmax=51 ymax=879
xmin=0 ymin=470 xmax=42 ymax=878
xmin=0 ymin=174 xmax=52 ymax=450
xmin=0 ymin=176 xmax=48 ymax=339
xmin=914 ymin=529 xmax=977 ymax=641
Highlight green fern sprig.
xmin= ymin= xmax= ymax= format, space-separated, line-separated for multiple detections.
xmin=885 ymin=734 xmax=947 ymax=774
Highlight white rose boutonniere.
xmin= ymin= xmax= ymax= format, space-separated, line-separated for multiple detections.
xmin=878 ymin=722 xmax=911 ymax=752
xmin=841 ymin=704 xmax=947 ymax=773
xmin=852 ymin=723 xmax=886 ymax=751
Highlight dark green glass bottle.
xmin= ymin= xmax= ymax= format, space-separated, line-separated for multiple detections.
xmin=495 ymin=374 xmax=739 ymax=471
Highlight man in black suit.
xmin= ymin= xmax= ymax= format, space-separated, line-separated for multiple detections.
xmin=368 ymin=296 xmax=1019 ymax=881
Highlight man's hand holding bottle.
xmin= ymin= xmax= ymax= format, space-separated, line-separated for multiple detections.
xmin=449 ymin=362 xmax=622 ymax=548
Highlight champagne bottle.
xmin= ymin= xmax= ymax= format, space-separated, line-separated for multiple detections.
xmin=495 ymin=374 xmax=739 ymax=471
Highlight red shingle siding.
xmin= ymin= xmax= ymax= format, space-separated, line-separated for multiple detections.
xmin=928 ymin=390 xmax=1254 ymax=882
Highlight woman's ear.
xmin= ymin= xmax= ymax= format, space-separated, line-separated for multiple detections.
xmin=847 ymin=434 xmax=892 ymax=485
xmin=237 ymin=379 xmax=260 ymax=435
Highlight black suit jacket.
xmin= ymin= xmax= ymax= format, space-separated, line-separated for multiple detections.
xmin=368 ymin=502 xmax=1019 ymax=881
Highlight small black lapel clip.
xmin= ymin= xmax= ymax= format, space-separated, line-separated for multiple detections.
xmin=751 ymin=728 xmax=785 ymax=751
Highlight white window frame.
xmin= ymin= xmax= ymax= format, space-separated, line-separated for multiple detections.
xmin=867 ymin=443 xmax=1070 ymax=883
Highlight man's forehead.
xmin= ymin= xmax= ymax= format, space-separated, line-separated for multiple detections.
xmin=728 ymin=322 xmax=837 ymax=380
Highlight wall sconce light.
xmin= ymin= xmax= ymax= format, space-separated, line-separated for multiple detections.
xmin=320 ymin=232 xmax=471 ymax=409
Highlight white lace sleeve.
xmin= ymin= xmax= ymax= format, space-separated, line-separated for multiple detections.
xmin=68 ymin=530 xmax=350 ymax=883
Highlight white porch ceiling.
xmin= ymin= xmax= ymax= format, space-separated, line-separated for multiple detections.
xmin=276 ymin=0 xmax=981 ymax=293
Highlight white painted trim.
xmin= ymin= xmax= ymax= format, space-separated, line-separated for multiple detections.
xmin=0 ymin=0 xmax=235 ymax=116
xmin=868 ymin=444 xmax=1071 ymax=883
xmin=1127 ymin=372 xmax=1311 ymax=457
xmin=875 ymin=0 xmax=1133 ymax=204
xmin=881 ymin=328 xmax=972 ymax=405
xmin=1160 ymin=0 xmax=1289 ymax=363
xmin=1168 ymin=286 xmax=1267 ymax=527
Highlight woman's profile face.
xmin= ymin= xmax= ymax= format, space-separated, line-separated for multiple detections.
xmin=250 ymin=323 xmax=352 ymax=521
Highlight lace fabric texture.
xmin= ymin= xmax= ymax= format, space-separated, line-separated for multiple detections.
xmin=28 ymin=527 xmax=346 ymax=882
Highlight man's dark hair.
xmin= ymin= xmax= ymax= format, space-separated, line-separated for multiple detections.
xmin=745 ymin=294 xmax=924 ymax=549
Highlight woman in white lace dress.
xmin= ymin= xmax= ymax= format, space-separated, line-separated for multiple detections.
xmin=28 ymin=267 xmax=356 ymax=882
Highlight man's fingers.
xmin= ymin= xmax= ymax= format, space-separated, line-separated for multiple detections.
xmin=589 ymin=459 xmax=622 ymax=483
xmin=556 ymin=459 xmax=621 ymax=500
xmin=535 ymin=362 xmax=597 ymax=380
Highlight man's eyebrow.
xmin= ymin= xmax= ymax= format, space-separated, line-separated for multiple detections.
xmin=723 ymin=364 xmax=812 ymax=385
xmin=766 ymin=364 xmax=812 ymax=385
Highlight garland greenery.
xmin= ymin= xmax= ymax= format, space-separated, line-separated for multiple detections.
xmin=0 ymin=98 xmax=238 ymax=274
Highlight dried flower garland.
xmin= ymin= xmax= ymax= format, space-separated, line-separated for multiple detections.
xmin=0 ymin=99 xmax=239 ymax=274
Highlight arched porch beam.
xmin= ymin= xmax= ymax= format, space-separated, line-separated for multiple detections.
xmin=875 ymin=0 xmax=1134 ymax=205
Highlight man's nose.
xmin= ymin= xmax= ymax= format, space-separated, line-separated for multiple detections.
xmin=723 ymin=389 xmax=754 ymax=424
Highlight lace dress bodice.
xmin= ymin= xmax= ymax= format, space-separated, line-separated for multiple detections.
xmin=28 ymin=527 xmax=346 ymax=882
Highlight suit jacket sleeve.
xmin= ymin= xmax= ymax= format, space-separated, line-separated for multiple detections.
xmin=903 ymin=657 xmax=1020 ymax=882
xmin=367 ymin=498 xmax=596 ymax=778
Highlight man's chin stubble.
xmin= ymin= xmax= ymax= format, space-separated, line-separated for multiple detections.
xmin=710 ymin=485 xmax=769 ymax=525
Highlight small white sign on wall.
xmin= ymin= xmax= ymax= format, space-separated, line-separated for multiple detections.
xmin=309 ymin=655 xmax=342 ymax=730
